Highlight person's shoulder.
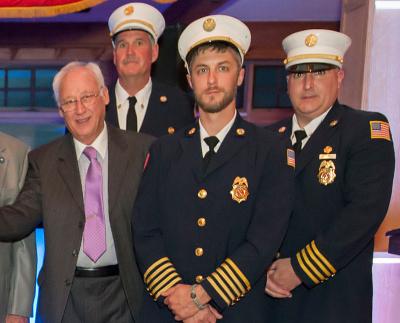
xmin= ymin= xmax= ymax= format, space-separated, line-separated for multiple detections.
xmin=340 ymin=103 xmax=388 ymax=122
xmin=0 ymin=131 xmax=29 ymax=152
xmin=108 ymin=124 xmax=155 ymax=147
xmin=152 ymin=81 xmax=192 ymax=102
xmin=265 ymin=117 xmax=292 ymax=133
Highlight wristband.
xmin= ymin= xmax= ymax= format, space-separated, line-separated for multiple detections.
xmin=190 ymin=284 xmax=207 ymax=310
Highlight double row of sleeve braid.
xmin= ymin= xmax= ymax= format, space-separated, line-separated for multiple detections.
xmin=294 ymin=240 xmax=336 ymax=286
xmin=143 ymin=257 xmax=182 ymax=300
xmin=201 ymin=258 xmax=251 ymax=311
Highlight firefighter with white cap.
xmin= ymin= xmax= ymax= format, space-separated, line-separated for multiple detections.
xmin=133 ymin=14 xmax=294 ymax=323
xmin=106 ymin=2 xmax=194 ymax=137
xmin=265 ymin=29 xmax=395 ymax=323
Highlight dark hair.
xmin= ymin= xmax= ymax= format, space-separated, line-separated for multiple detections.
xmin=186 ymin=41 xmax=241 ymax=72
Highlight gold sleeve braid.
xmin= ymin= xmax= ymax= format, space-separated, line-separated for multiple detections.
xmin=206 ymin=258 xmax=251 ymax=306
xmin=144 ymin=257 xmax=182 ymax=300
xmin=296 ymin=240 xmax=337 ymax=285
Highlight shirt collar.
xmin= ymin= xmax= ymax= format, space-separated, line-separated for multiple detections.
xmin=291 ymin=106 xmax=332 ymax=141
xmin=74 ymin=122 xmax=108 ymax=161
xmin=115 ymin=78 xmax=152 ymax=108
xmin=199 ymin=110 xmax=237 ymax=151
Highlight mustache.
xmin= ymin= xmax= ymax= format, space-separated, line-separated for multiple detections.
xmin=123 ymin=57 xmax=140 ymax=65
xmin=204 ymin=86 xmax=223 ymax=94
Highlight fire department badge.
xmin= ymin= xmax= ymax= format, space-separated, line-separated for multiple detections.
xmin=230 ymin=177 xmax=249 ymax=203
xmin=318 ymin=160 xmax=336 ymax=186
xmin=124 ymin=5 xmax=134 ymax=16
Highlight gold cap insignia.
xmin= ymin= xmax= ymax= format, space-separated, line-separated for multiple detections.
xmin=124 ymin=5 xmax=134 ymax=16
xmin=305 ymin=34 xmax=318 ymax=47
xmin=278 ymin=126 xmax=286 ymax=133
xmin=323 ymin=146 xmax=333 ymax=154
xmin=236 ymin=128 xmax=245 ymax=136
xmin=230 ymin=176 xmax=249 ymax=203
xmin=203 ymin=18 xmax=216 ymax=32
xmin=329 ymin=120 xmax=338 ymax=127
xmin=318 ymin=160 xmax=336 ymax=186
xmin=160 ymin=95 xmax=168 ymax=103
xmin=167 ymin=126 xmax=175 ymax=135
xmin=188 ymin=127 xmax=196 ymax=136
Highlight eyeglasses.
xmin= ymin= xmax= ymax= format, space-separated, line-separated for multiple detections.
xmin=289 ymin=70 xmax=329 ymax=81
xmin=60 ymin=89 xmax=102 ymax=112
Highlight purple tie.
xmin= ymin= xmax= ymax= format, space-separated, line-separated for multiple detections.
xmin=83 ymin=146 xmax=106 ymax=262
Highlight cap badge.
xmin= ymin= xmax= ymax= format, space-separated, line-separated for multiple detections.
xmin=305 ymin=34 xmax=318 ymax=47
xmin=203 ymin=18 xmax=216 ymax=32
xmin=318 ymin=160 xmax=336 ymax=186
xmin=278 ymin=126 xmax=286 ymax=133
xmin=160 ymin=95 xmax=168 ymax=103
xmin=236 ymin=128 xmax=245 ymax=136
xmin=230 ymin=176 xmax=249 ymax=203
xmin=124 ymin=5 xmax=134 ymax=16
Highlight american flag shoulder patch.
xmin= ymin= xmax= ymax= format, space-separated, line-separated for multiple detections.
xmin=287 ymin=148 xmax=295 ymax=168
xmin=370 ymin=121 xmax=391 ymax=141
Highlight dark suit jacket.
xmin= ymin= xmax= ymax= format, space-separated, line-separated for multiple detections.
xmin=0 ymin=125 xmax=154 ymax=323
xmin=133 ymin=115 xmax=294 ymax=322
xmin=266 ymin=102 xmax=395 ymax=323
xmin=106 ymin=81 xmax=195 ymax=138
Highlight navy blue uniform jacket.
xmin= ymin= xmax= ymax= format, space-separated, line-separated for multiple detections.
xmin=266 ymin=102 xmax=395 ymax=323
xmin=133 ymin=115 xmax=295 ymax=322
xmin=106 ymin=81 xmax=195 ymax=138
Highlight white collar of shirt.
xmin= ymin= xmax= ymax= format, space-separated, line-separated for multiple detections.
xmin=199 ymin=110 xmax=237 ymax=157
xmin=115 ymin=78 xmax=152 ymax=130
xmin=291 ymin=107 xmax=332 ymax=146
xmin=74 ymin=122 xmax=108 ymax=161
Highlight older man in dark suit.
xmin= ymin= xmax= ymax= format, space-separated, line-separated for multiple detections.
xmin=265 ymin=29 xmax=395 ymax=323
xmin=0 ymin=62 xmax=153 ymax=323
xmin=106 ymin=2 xmax=194 ymax=137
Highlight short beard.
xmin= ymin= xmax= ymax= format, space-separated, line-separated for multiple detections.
xmin=196 ymin=87 xmax=237 ymax=114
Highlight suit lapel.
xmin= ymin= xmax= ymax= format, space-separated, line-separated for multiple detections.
xmin=106 ymin=84 xmax=120 ymax=128
xmin=57 ymin=135 xmax=85 ymax=213
xmin=107 ymin=126 xmax=129 ymax=213
xmin=141 ymin=82 xmax=164 ymax=133
xmin=179 ymin=123 xmax=204 ymax=183
xmin=295 ymin=103 xmax=343 ymax=175
xmin=0 ymin=145 xmax=9 ymax=192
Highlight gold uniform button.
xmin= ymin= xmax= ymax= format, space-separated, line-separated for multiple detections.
xmin=167 ymin=126 xmax=175 ymax=135
xmin=195 ymin=275 xmax=204 ymax=283
xmin=197 ymin=189 xmax=207 ymax=199
xmin=197 ymin=218 xmax=206 ymax=227
xmin=195 ymin=248 xmax=204 ymax=257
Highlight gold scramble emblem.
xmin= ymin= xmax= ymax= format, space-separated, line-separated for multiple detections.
xmin=203 ymin=18 xmax=216 ymax=32
xmin=305 ymin=34 xmax=318 ymax=47
xmin=230 ymin=177 xmax=250 ymax=203
xmin=124 ymin=5 xmax=134 ymax=16
xmin=318 ymin=160 xmax=336 ymax=185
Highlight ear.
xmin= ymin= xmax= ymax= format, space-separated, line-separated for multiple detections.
xmin=151 ymin=43 xmax=159 ymax=63
xmin=58 ymin=107 xmax=64 ymax=118
xmin=186 ymin=73 xmax=193 ymax=90
xmin=237 ymin=67 xmax=245 ymax=87
xmin=337 ymin=69 xmax=345 ymax=89
xmin=101 ymin=87 xmax=110 ymax=105
xmin=113 ymin=49 xmax=117 ymax=66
